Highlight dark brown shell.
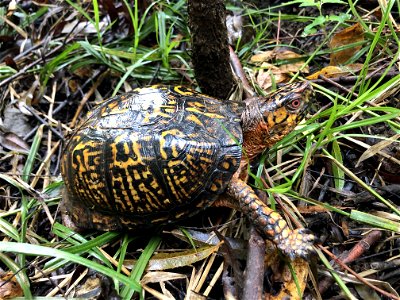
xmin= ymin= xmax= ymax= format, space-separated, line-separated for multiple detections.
xmin=61 ymin=85 xmax=243 ymax=230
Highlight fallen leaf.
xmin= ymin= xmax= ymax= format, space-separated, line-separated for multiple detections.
xmin=250 ymin=51 xmax=275 ymax=64
xmin=263 ymin=242 xmax=310 ymax=300
xmin=141 ymin=271 xmax=186 ymax=284
xmin=256 ymin=63 xmax=291 ymax=89
xmin=251 ymin=48 xmax=308 ymax=90
xmin=0 ymin=272 xmax=23 ymax=299
xmin=124 ymin=244 xmax=221 ymax=271
xmin=307 ymin=63 xmax=363 ymax=80
xmin=330 ymin=23 xmax=364 ymax=65
xmin=1 ymin=132 xmax=30 ymax=154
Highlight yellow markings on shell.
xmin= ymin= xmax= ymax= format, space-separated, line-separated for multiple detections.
xmin=133 ymin=169 xmax=142 ymax=180
xmin=142 ymin=110 xmax=171 ymax=123
xmin=104 ymin=107 xmax=129 ymax=116
xmin=74 ymin=140 xmax=100 ymax=151
xmin=168 ymin=160 xmax=182 ymax=168
xmin=165 ymin=175 xmax=180 ymax=201
xmin=186 ymin=109 xmax=224 ymax=120
xmin=112 ymin=177 xmax=132 ymax=210
xmin=141 ymin=168 xmax=152 ymax=179
xmin=73 ymin=141 xmax=102 ymax=173
xmin=74 ymin=154 xmax=86 ymax=173
xmin=186 ymin=107 xmax=204 ymax=114
xmin=100 ymin=99 xmax=130 ymax=116
xmin=191 ymin=101 xmax=205 ymax=108
xmin=160 ymin=138 xmax=167 ymax=159
xmin=171 ymin=144 xmax=180 ymax=158
xmin=164 ymin=108 xmax=176 ymax=114
xmin=160 ymin=129 xmax=185 ymax=159
xmin=150 ymin=179 xmax=160 ymax=189
xmin=199 ymin=156 xmax=212 ymax=163
xmin=204 ymin=112 xmax=225 ymax=119
xmin=161 ymin=129 xmax=185 ymax=137
xmin=138 ymin=182 xmax=160 ymax=212
xmin=179 ymin=176 xmax=188 ymax=184
xmin=144 ymin=84 xmax=160 ymax=91
xmin=166 ymin=98 xmax=177 ymax=105
xmin=174 ymin=86 xmax=195 ymax=96
xmin=186 ymin=114 xmax=203 ymax=126
xmin=158 ymin=112 xmax=172 ymax=118
xmin=173 ymin=177 xmax=190 ymax=198
xmin=185 ymin=154 xmax=194 ymax=164
xmin=110 ymin=134 xmax=144 ymax=167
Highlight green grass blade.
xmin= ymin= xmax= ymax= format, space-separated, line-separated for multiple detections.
xmin=0 ymin=242 xmax=141 ymax=291
xmin=22 ymin=125 xmax=43 ymax=183
xmin=120 ymin=236 xmax=161 ymax=298
xmin=350 ymin=210 xmax=400 ymax=232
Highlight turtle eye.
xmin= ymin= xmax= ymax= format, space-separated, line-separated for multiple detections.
xmin=288 ymin=98 xmax=301 ymax=110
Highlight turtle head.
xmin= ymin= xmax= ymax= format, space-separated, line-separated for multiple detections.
xmin=260 ymin=81 xmax=314 ymax=132
xmin=241 ymin=81 xmax=314 ymax=158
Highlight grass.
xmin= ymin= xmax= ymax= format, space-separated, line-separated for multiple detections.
xmin=1 ymin=0 xmax=400 ymax=298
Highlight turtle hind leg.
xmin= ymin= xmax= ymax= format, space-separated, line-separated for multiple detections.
xmin=226 ymin=178 xmax=316 ymax=260
xmin=60 ymin=191 xmax=120 ymax=231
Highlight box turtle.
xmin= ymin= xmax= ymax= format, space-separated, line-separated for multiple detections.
xmin=61 ymin=82 xmax=316 ymax=259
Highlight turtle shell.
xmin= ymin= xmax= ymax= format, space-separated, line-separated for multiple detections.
xmin=61 ymin=85 xmax=243 ymax=230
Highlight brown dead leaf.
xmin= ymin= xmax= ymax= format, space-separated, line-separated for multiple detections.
xmin=0 ymin=272 xmax=23 ymax=299
xmin=250 ymin=51 xmax=276 ymax=64
xmin=251 ymin=48 xmax=308 ymax=90
xmin=73 ymin=66 xmax=93 ymax=78
xmin=72 ymin=276 xmax=109 ymax=299
xmin=256 ymin=63 xmax=291 ymax=90
xmin=68 ymin=79 xmax=79 ymax=93
xmin=269 ymin=258 xmax=309 ymax=300
xmin=1 ymin=132 xmax=30 ymax=154
xmin=307 ymin=63 xmax=363 ymax=80
xmin=251 ymin=48 xmax=308 ymax=68
xmin=2 ymin=106 xmax=32 ymax=138
xmin=124 ymin=244 xmax=220 ymax=271
xmin=141 ymin=271 xmax=187 ymax=285
xmin=330 ymin=23 xmax=364 ymax=65
xmin=263 ymin=243 xmax=309 ymax=300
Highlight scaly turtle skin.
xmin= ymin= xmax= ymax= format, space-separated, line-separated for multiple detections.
xmin=61 ymin=82 xmax=315 ymax=259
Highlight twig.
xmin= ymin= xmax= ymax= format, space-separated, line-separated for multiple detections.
xmin=20 ymin=104 xmax=64 ymax=140
xmin=70 ymin=69 xmax=110 ymax=127
xmin=310 ymin=70 xmax=399 ymax=86
xmin=242 ymin=226 xmax=265 ymax=300
xmin=318 ymin=230 xmax=382 ymax=293
xmin=229 ymin=45 xmax=255 ymax=98
xmin=319 ymin=244 xmax=398 ymax=300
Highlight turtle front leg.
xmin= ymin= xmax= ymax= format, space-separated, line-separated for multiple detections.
xmin=226 ymin=178 xmax=316 ymax=260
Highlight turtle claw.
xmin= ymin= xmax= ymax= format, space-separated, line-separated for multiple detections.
xmin=276 ymin=228 xmax=317 ymax=260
